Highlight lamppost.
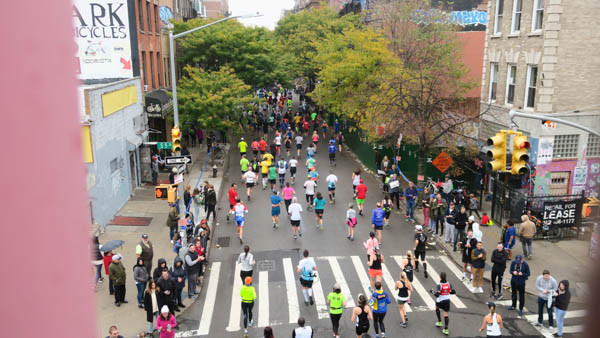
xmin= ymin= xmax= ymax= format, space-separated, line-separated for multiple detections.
xmin=168 ymin=13 xmax=262 ymax=128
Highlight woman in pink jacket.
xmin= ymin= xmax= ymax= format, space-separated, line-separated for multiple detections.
xmin=156 ymin=305 xmax=177 ymax=338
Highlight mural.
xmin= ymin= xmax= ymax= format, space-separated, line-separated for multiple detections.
xmin=160 ymin=6 xmax=173 ymax=26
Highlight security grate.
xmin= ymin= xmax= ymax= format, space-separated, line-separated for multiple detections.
xmin=216 ymin=236 xmax=230 ymax=248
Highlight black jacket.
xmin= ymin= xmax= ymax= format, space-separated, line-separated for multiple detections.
xmin=455 ymin=212 xmax=468 ymax=230
xmin=153 ymin=258 xmax=168 ymax=281
xmin=445 ymin=208 xmax=457 ymax=225
xmin=554 ymin=280 xmax=571 ymax=311
xmin=156 ymin=276 xmax=176 ymax=312
xmin=205 ymin=189 xmax=217 ymax=206
xmin=461 ymin=237 xmax=478 ymax=262
xmin=143 ymin=290 xmax=159 ymax=322
xmin=491 ymin=249 xmax=509 ymax=272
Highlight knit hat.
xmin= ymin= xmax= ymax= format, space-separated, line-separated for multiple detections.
xmin=468 ymin=215 xmax=475 ymax=222
xmin=112 ymin=254 xmax=122 ymax=262
xmin=415 ymin=225 xmax=423 ymax=231
xmin=161 ymin=305 xmax=169 ymax=313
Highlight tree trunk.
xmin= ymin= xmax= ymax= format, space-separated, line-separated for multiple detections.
xmin=417 ymin=148 xmax=426 ymax=188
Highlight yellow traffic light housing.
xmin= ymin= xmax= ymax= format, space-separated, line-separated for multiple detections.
xmin=172 ymin=127 xmax=181 ymax=153
xmin=155 ymin=184 xmax=177 ymax=203
xmin=487 ymin=131 xmax=507 ymax=172
xmin=512 ymin=133 xmax=530 ymax=175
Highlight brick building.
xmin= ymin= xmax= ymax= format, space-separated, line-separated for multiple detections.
xmin=480 ymin=0 xmax=600 ymax=197
xmin=203 ymin=0 xmax=229 ymax=18
xmin=133 ymin=0 xmax=163 ymax=92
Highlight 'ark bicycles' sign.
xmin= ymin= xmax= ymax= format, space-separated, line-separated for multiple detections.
xmin=73 ymin=0 xmax=133 ymax=80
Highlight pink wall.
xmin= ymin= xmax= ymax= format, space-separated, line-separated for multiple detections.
xmin=457 ymin=31 xmax=485 ymax=98
xmin=1 ymin=1 xmax=97 ymax=337
xmin=533 ymin=159 xmax=600 ymax=197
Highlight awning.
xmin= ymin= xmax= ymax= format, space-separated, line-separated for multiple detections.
xmin=127 ymin=134 xmax=142 ymax=151
xmin=145 ymin=89 xmax=173 ymax=118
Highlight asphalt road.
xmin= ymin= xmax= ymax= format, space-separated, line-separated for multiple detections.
xmin=174 ymin=129 xmax=583 ymax=338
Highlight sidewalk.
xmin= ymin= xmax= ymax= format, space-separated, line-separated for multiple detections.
xmin=95 ymin=143 xmax=229 ymax=338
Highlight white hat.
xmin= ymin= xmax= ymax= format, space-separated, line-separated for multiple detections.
xmin=161 ymin=305 xmax=170 ymax=313
xmin=468 ymin=215 xmax=475 ymax=221
xmin=112 ymin=254 xmax=122 ymax=262
xmin=415 ymin=225 xmax=423 ymax=231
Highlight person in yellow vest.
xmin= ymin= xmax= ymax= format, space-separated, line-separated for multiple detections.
xmin=240 ymin=276 xmax=257 ymax=335
xmin=327 ymin=283 xmax=347 ymax=338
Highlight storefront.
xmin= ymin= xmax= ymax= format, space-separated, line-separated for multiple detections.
xmin=145 ymin=89 xmax=172 ymax=142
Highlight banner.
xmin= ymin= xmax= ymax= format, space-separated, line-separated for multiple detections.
xmin=542 ymin=200 xmax=583 ymax=228
xmin=73 ymin=0 xmax=133 ymax=80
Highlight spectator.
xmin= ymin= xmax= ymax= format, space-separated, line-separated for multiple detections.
xmin=471 ymin=241 xmax=486 ymax=293
xmin=519 ymin=214 xmax=536 ymax=259
xmin=156 ymin=305 xmax=177 ymax=338
xmin=108 ymin=254 xmax=127 ymax=307
xmin=535 ymin=270 xmax=558 ymax=330
xmin=459 ymin=229 xmax=477 ymax=282
xmin=157 ymin=269 xmax=177 ymax=314
xmin=106 ymin=325 xmax=124 ymax=338
xmin=151 ymin=156 xmax=159 ymax=186
xmin=481 ymin=211 xmax=491 ymax=226
xmin=442 ymin=176 xmax=453 ymax=203
xmin=205 ymin=184 xmax=217 ymax=223
xmin=153 ymin=259 xmax=168 ymax=282
xmin=166 ymin=207 xmax=179 ymax=242
xmin=196 ymin=128 xmax=203 ymax=146
xmin=420 ymin=187 xmax=431 ymax=230
xmin=490 ymin=242 xmax=509 ymax=300
xmin=444 ymin=202 xmax=457 ymax=245
xmin=103 ymin=250 xmax=115 ymax=295
xmin=91 ymin=236 xmax=103 ymax=286
xmin=133 ymin=258 xmax=149 ymax=308
xmin=508 ymin=255 xmax=530 ymax=317
xmin=404 ymin=181 xmax=418 ymax=222
xmin=144 ymin=280 xmax=160 ymax=336
xmin=388 ymin=174 xmax=401 ymax=210
xmin=183 ymin=185 xmax=192 ymax=211
xmin=554 ymin=280 xmax=571 ymax=338
xmin=433 ymin=193 xmax=448 ymax=238
xmin=170 ymin=256 xmax=187 ymax=310
xmin=469 ymin=216 xmax=483 ymax=242
xmin=453 ymin=206 xmax=468 ymax=252
xmin=504 ymin=221 xmax=516 ymax=259
xmin=185 ymin=243 xmax=203 ymax=300
xmin=136 ymin=233 xmax=154 ymax=274
xmin=468 ymin=193 xmax=480 ymax=218
xmin=192 ymin=188 xmax=204 ymax=221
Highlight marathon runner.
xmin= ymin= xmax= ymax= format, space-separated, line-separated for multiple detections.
xmin=368 ymin=247 xmax=384 ymax=292
xmin=371 ymin=202 xmax=385 ymax=245
xmin=289 ymin=156 xmax=298 ymax=184
xmin=231 ymin=198 xmax=248 ymax=244
xmin=346 ymin=203 xmax=357 ymax=241
xmin=251 ymin=139 xmax=260 ymax=157
xmin=371 ymin=280 xmax=391 ymax=338
xmin=243 ymin=168 xmax=256 ymax=200
xmin=413 ymin=225 xmax=429 ymax=279
xmin=227 ymin=183 xmax=238 ymax=222
xmin=282 ymin=182 xmax=296 ymax=213
xmin=270 ymin=191 xmax=282 ymax=229
xmin=240 ymin=276 xmax=256 ymax=336
xmin=260 ymin=156 xmax=269 ymax=190
xmin=351 ymin=294 xmax=372 ymax=338
xmin=311 ymin=131 xmax=319 ymax=152
xmin=295 ymin=133 xmax=303 ymax=157
xmin=356 ymin=179 xmax=368 ymax=216
xmin=326 ymin=170 xmax=338 ymax=203
xmin=382 ymin=194 xmax=393 ymax=228
xmin=288 ymin=197 xmax=303 ymax=239
xmin=327 ymin=283 xmax=346 ymax=338
xmin=314 ymin=192 xmax=326 ymax=230
xmin=240 ymin=155 xmax=250 ymax=183
xmin=268 ymin=164 xmax=277 ymax=191
xmin=431 ymin=271 xmax=456 ymax=335
xmin=352 ymin=168 xmax=361 ymax=198
xmin=303 ymin=175 xmax=316 ymax=210
xmin=395 ymin=271 xmax=412 ymax=328
xmin=297 ymin=250 xmax=317 ymax=306
xmin=328 ymin=140 xmax=337 ymax=166
xmin=259 ymin=138 xmax=267 ymax=155
xmin=277 ymin=158 xmax=288 ymax=188
xmin=238 ymin=137 xmax=248 ymax=156
xmin=284 ymin=133 xmax=293 ymax=157
xmin=321 ymin=120 xmax=328 ymax=139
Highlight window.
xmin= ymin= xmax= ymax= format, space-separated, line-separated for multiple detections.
xmin=149 ymin=52 xmax=155 ymax=89
xmin=553 ymin=134 xmax=579 ymax=159
xmin=141 ymin=51 xmax=147 ymax=88
xmin=138 ymin=0 xmax=144 ymax=31
xmin=146 ymin=0 xmax=152 ymax=33
xmin=489 ymin=63 xmax=499 ymax=102
xmin=511 ymin=0 xmax=522 ymax=33
xmin=505 ymin=64 xmax=516 ymax=104
xmin=525 ymin=65 xmax=538 ymax=108
xmin=494 ymin=0 xmax=504 ymax=35
xmin=164 ymin=57 xmax=169 ymax=87
xmin=154 ymin=4 xmax=159 ymax=32
xmin=157 ymin=52 xmax=161 ymax=87
xmin=549 ymin=172 xmax=569 ymax=195
xmin=587 ymin=134 xmax=600 ymax=157
xmin=532 ymin=0 xmax=544 ymax=31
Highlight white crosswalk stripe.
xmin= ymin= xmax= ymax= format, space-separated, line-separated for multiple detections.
xmin=381 ymin=263 xmax=412 ymax=312
xmin=225 ymin=263 xmax=243 ymax=332
xmin=324 ymin=256 xmax=355 ymax=308
xmin=425 ymin=262 xmax=467 ymax=309
xmin=282 ymin=258 xmax=300 ymax=324
xmin=311 ymin=274 xmax=329 ymax=319
xmin=439 ymin=255 xmax=473 ymax=291
xmin=197 ymin=262 xmax=221 ymax=334
xmin=391 ymin=256 xmax=436 ymax=311
xmin=257 ymin=270 xmax=269 ymax=327
xmin=351 ymin=255 xmax=372 ymax=296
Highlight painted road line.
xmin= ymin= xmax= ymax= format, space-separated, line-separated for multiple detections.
xmin=197 ymin=262 xmax=221 ymax=335
xmin=258 ymin=270 xmax=269 ymax=327
xmin=439 ymin=255 xmax=473 ymax=290
xmin=524 ymin=309 xmax=587 ymax=321
xmin=425 ymin=262 xmax=467 ymax=309
xmin=312 ymin=275 xmax=330 ymax=319
xmin=282 ymin=258 xmax=300 ymax=324
xmin=225 ymin=263 xmax=243 ymax=332
xmin=382 ymin=263 xmax=412 ymax=312
xmin=326 ymin=256 xmax=356 ymax=308
xmin=351 ymin=255 xmax=372 ymax=296
xmin=392 ymin=256 xmax=436 ymax=311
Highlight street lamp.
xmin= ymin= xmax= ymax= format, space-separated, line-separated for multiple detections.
xmin=168 ymin=13 xmax=262 ymax=128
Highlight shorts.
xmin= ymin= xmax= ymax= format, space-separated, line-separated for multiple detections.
xmin=374 ymin=225 xmax=383 ymax=231
xmin=290 ymin=167 xmax=297 ymax=176
xmin=272 ymin=207 xmax=281 ymax=216
xmin=462 ymin=256 xmax=472 ymax=264
xmin=291 ymin=220 xmax=300 ymax=227
xmin=241 ymin=170 xmax=247 ymax=175
xmin=315 ymin=209 xmax=324 ymax=218
xmin=347 ymin=218 xmax=357 ymax=228
xmin=300 ymin=278 xmax=313 ymax=288
xmin=396 ymin=296 xmax=409 ymax=304
xmin=285 ymin=143 xmax=291 ymax=149
xmin=279 ymin=174 xmax=285 ymax=180
xmin=252 ymin=150 xmax=258 ymax=155
xmin=269 ymin=178 xmax=276 ymax=184
xmin=328 ymin=186 xmax=336 ymax=191
xmin=240 ymin=151 xmax=246 ymax=156
xmin=355 ymin=324 xmax=370 ymax=335
xmin=414 ymin=250 xmax=426 ymax=261
xmin=246 ymin=182 xmax=255 ymax=188
xmin=236 ymin=220 xmax=245 ymax=227
xmin=262 ymin=173 xmax=268 ymax=178
xmin=437 ymin=299 xmax=451 ymax=312
xmin=384 ymin=211 xmax=391 ymax=218
xmin=329 ymin=153 xmax=335 ymax=160
xmin=356 ymin=198 xmax=365 ymax=205
xmin=368 ymin=269 xmax=383 ymax=277
xmin=296 ymin=144 xmax=302 ymax=149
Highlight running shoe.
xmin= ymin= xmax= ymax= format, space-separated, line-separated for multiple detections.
xmin=310 ymin=296 xmax=314 ymax=305
xmin=249 ymin=320 xmax=253 ymax=326
xmin=319 ymin=225 xmax=323 ymax=230
xmin=401 ymin=322 xmax=407 ymax=328
xmin=239 ymin=238 xmax=243 ymax=244
xmin=435 ymin=321 xmax=443 ymax=327
xmin=424 ymin=271 xmax=428 ymax=279
xmin=443 ymin=328 xmax=449 ymax=335
xmin=244 ymin=329 xmax=248 ymax=334
xmin=347 ymin=235 xmax=351 ymax=239
xmin=293 ymin=234 xmax=297 ymax=239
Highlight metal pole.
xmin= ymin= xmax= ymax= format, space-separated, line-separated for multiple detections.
xmin=169 ymin=29 xmax=179 ymax=127
xmin=510 ymin=110 xmax=600 ymax=136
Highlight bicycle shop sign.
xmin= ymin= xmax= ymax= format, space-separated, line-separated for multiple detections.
xmin=542 ymin=200 xmax=583 ymax=228
xmin=73 ymin=0 xmax=133 ymax=80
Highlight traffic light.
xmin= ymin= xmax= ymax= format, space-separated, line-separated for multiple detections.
xmin=172 ymin=127 xmax=181 ymax=153
xmin=512 ymin=133 xmax=530 ymax=174
xmin=487 ymin=131 xmax=507 ymax=172
xmin=155 ymin=184 xmax=177 ymax=203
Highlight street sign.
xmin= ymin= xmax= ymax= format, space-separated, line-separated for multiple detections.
xmin=165 ymin=155 xmax=192 ymax=166
xmin=432 ymin=151 xmax=453 ymax=173
xmin=157 ymin=142 xmax=173 ymax=150
xmin=176 ymin=165 xmax=185 ymax=175
xmin=174 ymin=173 xmax=183 ymax=184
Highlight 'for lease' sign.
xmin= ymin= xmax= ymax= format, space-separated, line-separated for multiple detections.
xmin=542 ymin=200 xmax=583 ymax=228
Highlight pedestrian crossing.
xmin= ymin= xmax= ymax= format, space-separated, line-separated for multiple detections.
xmin=525 ymin=309 xmax=587 ymax=338
xmin=176 ymin=254 xmax=473 ymax=336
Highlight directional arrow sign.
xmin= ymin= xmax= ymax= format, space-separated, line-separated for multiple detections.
xmin=165 ymin=155 xmax=192 ymax=166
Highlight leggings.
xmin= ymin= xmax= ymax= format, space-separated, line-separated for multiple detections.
xmin=491 ymin=270 xmax=504 ymax=293
xmin=206 ymin=204 xmax=216 ymax=222
xmin=373 ymin=311 xmax=386 ymax=334
xmin=330 ymin=313 xmax=342 ymax=335
xmin=306 ymin=194 xmax=314 ymax=204
xmin=241 ymin=301 xmax=254 ymax=329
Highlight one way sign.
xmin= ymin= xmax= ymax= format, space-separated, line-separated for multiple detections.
xmin=165 ymin=155 xmax=192 ymax=166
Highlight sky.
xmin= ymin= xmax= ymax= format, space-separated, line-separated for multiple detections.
xmin=229 ymin=0 xmax=296 ymax=30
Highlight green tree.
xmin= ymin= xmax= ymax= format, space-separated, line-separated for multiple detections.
xmin=173 ymin=19 xmax=288 ymax=88
xmin=274 ymin=6 xmax=362 ymax=91
xmin=177 ymin=65 xmax=252 ymax=134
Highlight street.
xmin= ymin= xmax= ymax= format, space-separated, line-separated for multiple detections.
xmin=173 ymin=134 xmax=571 ymax=337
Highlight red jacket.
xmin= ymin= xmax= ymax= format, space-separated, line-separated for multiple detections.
xmin=228 ymin=188 xmax=238 ymax=206
xmin=103 ymin=253 xmax=113 ymax=275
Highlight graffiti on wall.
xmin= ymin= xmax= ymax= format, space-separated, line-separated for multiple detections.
xmin=449 ymin=10 xmax=488 ymax=26
xmin=588 ymin=162 xmax=600 ymax=198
